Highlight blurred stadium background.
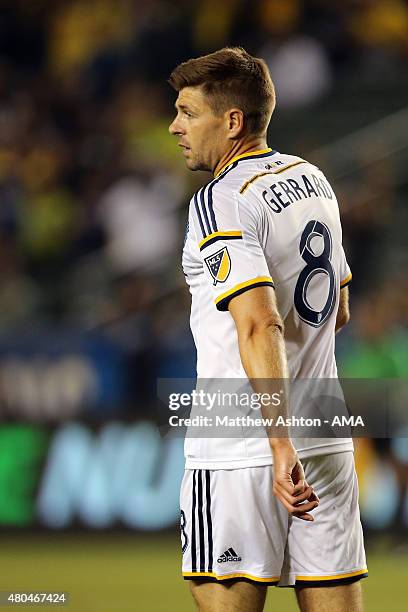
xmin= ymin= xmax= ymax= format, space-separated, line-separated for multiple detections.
xmin=0 ymin=0 xmax=407 ymax=610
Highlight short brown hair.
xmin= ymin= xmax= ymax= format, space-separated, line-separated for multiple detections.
xmin=168 ymin=47 xmax=275 ymax=136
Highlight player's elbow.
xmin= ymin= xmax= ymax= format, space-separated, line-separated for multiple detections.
xmin=336 ymin=286 xmax=350 ymax=332
xmin=336 ymin=308 xmax=350 ymax=332
xmin=244 ymin=314 xmax=284 ymax=340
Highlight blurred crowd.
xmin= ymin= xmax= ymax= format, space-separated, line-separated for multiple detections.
xmin=0 ymin=0 xmax=406 ymax=391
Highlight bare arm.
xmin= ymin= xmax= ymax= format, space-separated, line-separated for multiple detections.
xmin=228 ymin=286 xmax=319 ymax=521
xmin=336 ymin=286 xmax=350 ymax=333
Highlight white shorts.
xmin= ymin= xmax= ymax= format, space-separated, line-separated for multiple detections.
xmin=180 ymin=451 xmax=367 ymax=587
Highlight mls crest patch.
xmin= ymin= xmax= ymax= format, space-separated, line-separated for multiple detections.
xmin=204 ymin=247 xmax=231 ymax=285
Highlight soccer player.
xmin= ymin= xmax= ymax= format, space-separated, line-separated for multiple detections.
xmin=168 ymin=47 xmax=367 ymax=612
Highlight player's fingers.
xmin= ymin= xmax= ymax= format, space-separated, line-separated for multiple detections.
xmin=293 ymin=481 xmax=307 ymax=495
xmin=272 ymin=490 xmax=298 ymax=515
xmin=274 ymin=481 xmax=309 ymax=504
xmin=302 ymin=479 xmax=319 ymax=503
xmin=273 ymin=482 xmax=319 ymax=507
xmin=291 ymin=498 xmax=320 ymax=520
xmin=274 ymin=480 xmax=317 ymax=506
xmin=276 ymin=488 xmax=318 ymax=510
xmin=273 ymin=489 xmax=317 ymax=521
xmin=276 ymin=470 xmax=319 ymax=504
xmin=292 ymin=499 xmax=319 ymax=513
xmin=272 ymin=478 xmax=296 ymax=500
xmin=294 ymin=486 xmax=317 ymax=505
xmin=292 ymin=511 xmax=315 ymax=522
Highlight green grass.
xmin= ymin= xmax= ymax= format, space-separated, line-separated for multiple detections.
xmin=0 ymin=533 xmax=406 ymax=611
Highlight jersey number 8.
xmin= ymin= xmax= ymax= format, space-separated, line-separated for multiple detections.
xmin=294 ymin=220 xmax=336 ymax=327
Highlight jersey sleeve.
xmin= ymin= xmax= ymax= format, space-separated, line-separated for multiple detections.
xmin=190 ymin=184 xmax=274 ymax=312
xmin=339 ymin=245 xmax=352 ymax=288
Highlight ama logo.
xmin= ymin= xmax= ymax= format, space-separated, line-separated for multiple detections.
xmin=204 ymin=247 xmax=231 ymax=285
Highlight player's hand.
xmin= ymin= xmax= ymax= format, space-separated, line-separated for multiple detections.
xmin=271 ymin=440 xmax=319 ymax=521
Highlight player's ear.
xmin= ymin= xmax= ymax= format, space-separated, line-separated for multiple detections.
xmin=227 ymin=108 xmax=245 ymax=139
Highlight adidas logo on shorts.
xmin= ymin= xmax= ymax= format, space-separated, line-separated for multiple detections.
xmin=217 ymin=548 xmax=242 ymax=563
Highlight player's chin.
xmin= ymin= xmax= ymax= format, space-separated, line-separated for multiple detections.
xmin=184 ymin=157 xmax=194 ymax=168
xmin=185 ymin=158 xmax=202 ymax=171
xmin=185 ymin=157 xmax=208 ymax=172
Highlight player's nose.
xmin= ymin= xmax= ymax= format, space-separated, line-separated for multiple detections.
xmin=169 ymin=117 xmax=183 ymax=135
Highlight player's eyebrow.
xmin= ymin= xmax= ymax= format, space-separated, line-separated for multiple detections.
xmin=175 ymin=102 xmax=197 ymax=113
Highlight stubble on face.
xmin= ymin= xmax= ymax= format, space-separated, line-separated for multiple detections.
xmin=183 ymin=147 xmax=205 ymax=172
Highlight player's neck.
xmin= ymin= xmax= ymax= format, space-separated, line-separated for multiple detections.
xmin=213 ymin=138 xmax=269 ymax=177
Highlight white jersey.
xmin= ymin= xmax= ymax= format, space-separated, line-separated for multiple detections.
xmin=182 ymin=148 xmax=353 ymax=470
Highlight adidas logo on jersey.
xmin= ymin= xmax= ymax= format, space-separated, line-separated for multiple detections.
xmin=217 ymin=548 xmax=242 ymax=563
